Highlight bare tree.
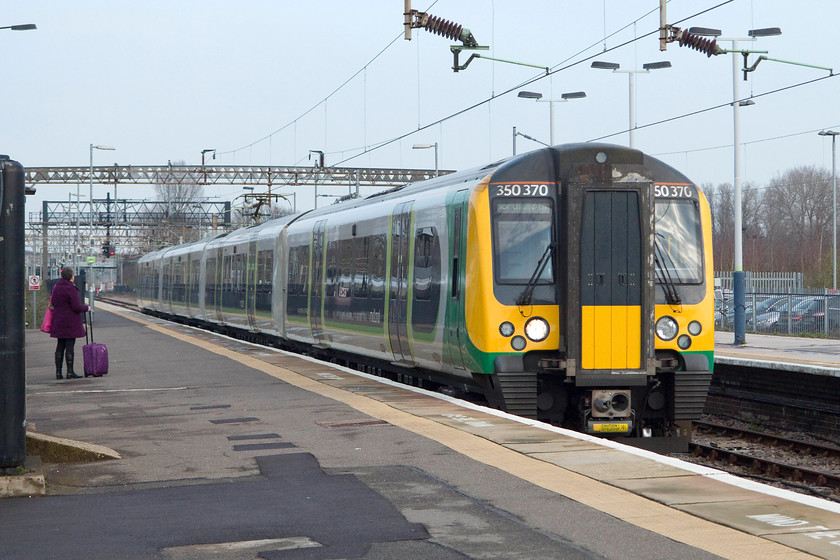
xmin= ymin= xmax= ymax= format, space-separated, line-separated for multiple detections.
xmin=147 ymin=160 xmax=207 ymax=247
xmin=154 ymin=160 xmax=205 ymax=219
xmin=763 ymin=165 xmax=832 ymax=285
xmin=707 ymin=181 xmax=763 ymax=273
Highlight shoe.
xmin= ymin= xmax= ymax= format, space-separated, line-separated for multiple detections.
xmin=66 ymin=372 xmax=82 ymax=379
xmin=56 ymin=372 xmax=63 ymax=380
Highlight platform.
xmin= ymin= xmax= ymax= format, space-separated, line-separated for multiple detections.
xmin=4 ymin=304 xmax=840 ymax=559
xmin=715 ymin=331 xmax=840 ymax=376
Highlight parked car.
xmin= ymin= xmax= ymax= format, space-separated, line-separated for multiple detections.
xmin=798 ymin=296 xmax=840 ymax=334
xmin=771 ymin=297 xmax=839 ymax=335
xmin=753 ymin=296 xmax=805 ymax=333
xmin=744 ymin=295 xmax=787 ymax=330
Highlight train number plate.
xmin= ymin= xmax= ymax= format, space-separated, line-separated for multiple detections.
xmin=654 ymin=184 xmax=696 ymax=198
xmin=591 ymin=423 xmax=630 ymax=433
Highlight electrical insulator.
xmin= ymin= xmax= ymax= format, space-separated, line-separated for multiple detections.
xmin=677 ymin=30 xmax=719 ymax=57
xmin=423 ymin=14 xmax=463 ymax=42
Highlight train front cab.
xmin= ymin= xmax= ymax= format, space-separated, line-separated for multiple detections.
xmin=474 ymin=145 xmax=711 ymax=451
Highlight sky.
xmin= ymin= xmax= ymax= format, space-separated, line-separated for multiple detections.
xmin=5 ymin=0 xmax=840 ymax=218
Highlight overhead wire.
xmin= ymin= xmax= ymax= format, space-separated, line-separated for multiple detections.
xmin=654 ymin=124 xmax=840 ymax=157
xmin=338 ymin=12 xmax=837 ymax=171
xmin=218 ymin=1 xmax=442 ymax=160
xmin=221 ymin=0 xmax=771 ymax=168
xmin=216 ymin=1 xmax=679 ymax=163
xmin=330 ymin=0 xmax=745 ymax=166
xmin=590 ymin=73 xmax=840 ymax=144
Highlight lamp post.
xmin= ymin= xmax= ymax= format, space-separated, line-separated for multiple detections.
xmin=820 ymin=130 xmax=839 ymax=290
xmin=89 ymin=144 xmax=115 ymax=294
xmin=70 ymin=192 xmax=85 ymax=271
xmin=590 ymin=61 xmax=671 ymax=148
xmin=688 ymin=27 xmax=781 ymax=344
xmin=517 ymin=90 xmax=586 ymax=146
xmin=412 ymin=143 xmax=439 ymax=176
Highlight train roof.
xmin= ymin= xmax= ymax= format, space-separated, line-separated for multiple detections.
xmin=137 ymin=143 xmax=698 ymax=262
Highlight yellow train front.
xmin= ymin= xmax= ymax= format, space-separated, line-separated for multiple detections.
xmin=466 ymin=144 xmax=713 ymax=452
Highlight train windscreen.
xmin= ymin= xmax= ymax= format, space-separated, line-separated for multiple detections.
xmin=492 ymin=199 xmax=554 ymax=284
xmin=654 ymin=199 xmax=703 ymax=284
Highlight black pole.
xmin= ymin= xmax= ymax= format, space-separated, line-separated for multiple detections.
xmin=0 ymin=156 xmax=26 ymax=469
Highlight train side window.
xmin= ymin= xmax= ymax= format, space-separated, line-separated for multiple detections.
xmin=189 ymin=256 xmax=200 ymax=305
xmin=288 ymin=245 xmax=309 ymax=296
xmin=339 ymin=238 xmax=353 ymax=299
xmin=206 ymin=257 xmax=217 ymax=302
xmin=353 ymin=236 xmax=369 ymax=299
xmin=370 ymin=234 xmax=386 ymax=299
xmin=256 ymin=249 xmax=272 ymax=311
xmin=414 ymin=227 xmax=439 ymax=301
xmin=452 ymin=208 xmax=461 ymax=299
xmin=325 ymin=239 xmax=338 ymax=297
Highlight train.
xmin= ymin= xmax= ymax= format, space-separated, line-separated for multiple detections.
xmin=137 ymin=143 xmax=714 ymax=452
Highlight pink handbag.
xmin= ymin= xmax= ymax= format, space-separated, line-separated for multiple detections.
xmin=40 ymin=296 xmax=53 ymax=333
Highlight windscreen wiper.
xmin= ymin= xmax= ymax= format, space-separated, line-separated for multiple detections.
xmin=516 ymin=242 xmax=555 ymax=306
xmin=654 ymin=235 xmax=681 ymax=306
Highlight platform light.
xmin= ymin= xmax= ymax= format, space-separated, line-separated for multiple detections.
xmin=688 ymin=26 xmax=782 ymax=345
xmin=517 ymin=89 xmax=586 ymax=145
xmin=591 ymin=60 xmax=672 ymax=148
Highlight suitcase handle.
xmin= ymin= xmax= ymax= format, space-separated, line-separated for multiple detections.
xmin=85 ymin=311 xmax=94 ymax=344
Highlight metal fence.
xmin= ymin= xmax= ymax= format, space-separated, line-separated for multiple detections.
xmin=715 ymin=292 xmax=840 ymax=338
xmin=714 ymin=271 xmax=804 ymax=293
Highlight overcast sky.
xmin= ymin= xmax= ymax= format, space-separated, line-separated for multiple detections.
xmin=5 ymin=0 xmax=840 ymax=216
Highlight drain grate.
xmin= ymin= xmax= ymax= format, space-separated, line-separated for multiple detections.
xmin=190 ymin=404 xmax=231 ymax=411
xmin=316 ymin=419 xmax=389 ymax=429
xmin=233 ymin=442 xmax=296 ymax=452
xmin=210 ymin=417 xmax=259 ymax=424
xmin=227 ymin=433 xmax=282 ymax=441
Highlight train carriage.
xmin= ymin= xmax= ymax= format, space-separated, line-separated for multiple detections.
xmin=137 ymin=143 xmax=714 ymax=451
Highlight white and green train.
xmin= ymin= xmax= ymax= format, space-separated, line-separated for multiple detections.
xmin=138 ymin=143 xmax=715 ymax=451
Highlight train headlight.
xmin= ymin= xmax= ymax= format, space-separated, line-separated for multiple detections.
xmin=511 ymin=336 xmax=527 ymax=351
xmin=655 ymin=316 xmax=678 ymax=341
xmin=678 ymin=334 xmax=692 ymax=349
xmin=499 ymin=322 xmax=515 ymax=337
xmin=688 ymin=321 xmax=702 ymax=336
xmin=524 ymin=317 xmax=549 ymax=342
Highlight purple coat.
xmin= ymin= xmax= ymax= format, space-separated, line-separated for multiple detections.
xmin=49 ymin=278 xmax=89 ymax=339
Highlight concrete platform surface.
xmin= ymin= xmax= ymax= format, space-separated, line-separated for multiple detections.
xmin=715 ymin=331 xmax=840 ymax=375
xmin=2 ymin=304 xmax=839 ymax=559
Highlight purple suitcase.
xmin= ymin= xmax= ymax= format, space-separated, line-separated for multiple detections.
xmin=83 ymin=312 xmax=109 ymax=377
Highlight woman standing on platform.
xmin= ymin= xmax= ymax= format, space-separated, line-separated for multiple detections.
xmin=49 ymin=267 xmax=89 ymax=380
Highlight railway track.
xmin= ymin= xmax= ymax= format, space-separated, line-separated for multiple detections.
xmin=692 ymin=420 xmax=840 ymax=497
xmin=95 ymin=295 xmax=137 ymax=310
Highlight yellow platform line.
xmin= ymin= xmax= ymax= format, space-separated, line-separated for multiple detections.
xmin=106 ymin=306 xmax=816 ymax=560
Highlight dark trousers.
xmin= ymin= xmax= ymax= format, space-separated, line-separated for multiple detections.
xmin=55 ymin=338 xmax=77 ymax=373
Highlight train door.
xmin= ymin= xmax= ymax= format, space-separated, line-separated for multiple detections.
xmin=579 ymin=189 xmax=644 ymax=370
xmin=388 ymin=202 xmax=414 ymax=364
xmin=309 ymin=220 xmax=327 ymax=345
xmin=445 ymin=190 xmax=469 ymax=370
xmin=245 ymin=239 xmax=258 ymax=330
